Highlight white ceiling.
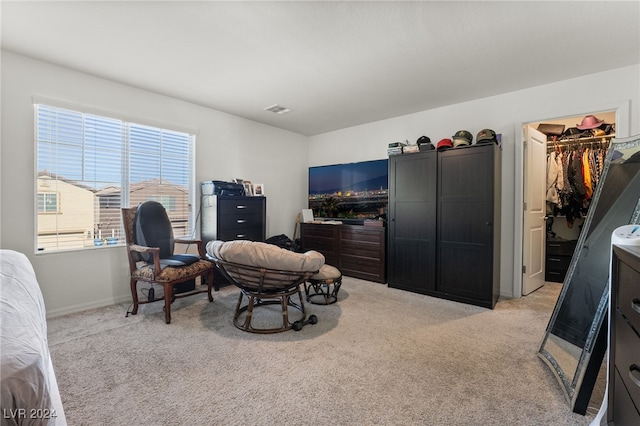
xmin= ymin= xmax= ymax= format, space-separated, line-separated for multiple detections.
xmin=2 ymin=1 xmax=639 ymax=136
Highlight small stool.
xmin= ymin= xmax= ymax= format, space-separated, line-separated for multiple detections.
xmin=305 ymin=264 xmax=342 ymax=305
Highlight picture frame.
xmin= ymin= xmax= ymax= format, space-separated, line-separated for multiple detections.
xmin=253 ymin=183 xmax=264 ymax=196
xmin=242 ymin=182 xmax=253 ymax=196
xmin=233 ymin=178 xmax=244 ymax=184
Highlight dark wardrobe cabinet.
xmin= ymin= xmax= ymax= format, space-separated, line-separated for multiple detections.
xmin=388 ymin=143 xmax=501 ymax=308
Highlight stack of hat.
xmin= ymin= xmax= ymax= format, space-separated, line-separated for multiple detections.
xmin=417 ymin=136 xmax=434 ymax=151
xmin=436 ymin=138 xmax=453 ymax=151
xmin=452 ymin=130 xmax=473 ymax=147
xmin=577 ymin=115 xmax=604 ymax=130
xmin=577 ymin=115 xmax=611 ymax=137
xmin=476 ymin=129 xmax=498 ymax=145
xmin=392 ymin=128 xmax=499 ymax=155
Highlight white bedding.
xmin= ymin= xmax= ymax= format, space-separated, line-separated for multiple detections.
xmin=1 ymin=250 xmax=66 ymax=425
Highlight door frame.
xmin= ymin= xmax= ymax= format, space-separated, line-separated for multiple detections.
xmin=512 ymin=100 xmax=630 ymax=298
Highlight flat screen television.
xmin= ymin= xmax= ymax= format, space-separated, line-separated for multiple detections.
xmin=308 ymin=159 xmax=388 ymax=221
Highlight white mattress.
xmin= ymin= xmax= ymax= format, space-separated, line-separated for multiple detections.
xmin=1 ymin=250 xmax=67 ymax=425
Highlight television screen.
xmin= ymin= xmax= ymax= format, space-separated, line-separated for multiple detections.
xmin=308 ymin=159 xmax=388 ymax=220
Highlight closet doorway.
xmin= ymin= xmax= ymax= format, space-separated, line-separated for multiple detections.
xmin=521 ymin=111 xmax=616 ymax=296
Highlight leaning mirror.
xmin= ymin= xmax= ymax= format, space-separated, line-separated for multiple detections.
xmin=538 ymin=134 xmax=640 ymax=413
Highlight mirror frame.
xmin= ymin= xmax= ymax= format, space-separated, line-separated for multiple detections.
xmin=538 ymin=134 xmax=640 ymax=413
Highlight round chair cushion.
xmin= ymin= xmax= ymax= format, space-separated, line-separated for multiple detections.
xmin=309 ymin=264 xmax=342 ymax=281
xmin=206 ymin=240 xmax=325 ymax=272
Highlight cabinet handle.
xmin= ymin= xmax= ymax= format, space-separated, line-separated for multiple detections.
xmin=548 ymin=257 xmax=561 ymax=262
xmin=485 ymin=221 xmax=491 ymax=226
xmin=237 ymin=219 xmax=247 ymax=224
xmin=632 ymin=298 xmax=640 ymax=314
xmin=236 ymin=234 xmax=246 ymax=238
xmin=629 ymin=364 xmax=640 ymax=388
xmin=236 ymin=205 xmax=247 ymax=209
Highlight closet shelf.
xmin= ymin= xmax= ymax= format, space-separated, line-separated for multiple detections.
xmin=548 ymin=134 xmax=615 ymax=145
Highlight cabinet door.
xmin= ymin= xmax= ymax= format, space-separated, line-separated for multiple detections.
xmin=437 ymin=145 xmax=495 ymax=305
xmin=388 ymin=151 xmax=437 ymax=292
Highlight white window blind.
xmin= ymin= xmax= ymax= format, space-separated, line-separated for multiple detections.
xmin=35 ymin=104 xmax=194 ymax=253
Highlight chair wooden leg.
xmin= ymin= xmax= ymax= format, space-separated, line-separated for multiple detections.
xmin=164 ymin=283 xmax=172 ymax=324
xmin=207 ymin=269 xmax=214 ymax=302
xmin=281 ymin=294 xmax=290 ymax=330
xmin=130 ymin=278 xmax=139 ymax=315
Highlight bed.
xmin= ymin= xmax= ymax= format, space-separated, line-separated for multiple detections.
xmin=1 ymin=250 xmax=67 ymax=425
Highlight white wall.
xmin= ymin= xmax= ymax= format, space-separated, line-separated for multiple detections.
xmin=309 ymin=64 xmax=640 ymax=299
xmin=0 ymin=51 xmax=309 ymax=317
xmin=3 ymin=48 xmax=638 ymax=316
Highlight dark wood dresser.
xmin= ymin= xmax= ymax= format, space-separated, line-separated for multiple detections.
xmin=300 ymin=222 xmax=386 ymax=283
xmin=545 ymin=239 xmax=578 ymax=283
xmin=608 ymin=244 xmax=640 ymax=425
xmin=201 ymin=195 xmax=266 ymax=245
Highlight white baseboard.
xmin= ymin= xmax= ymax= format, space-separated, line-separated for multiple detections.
xmin=45 ymin=294 xmax=132 ymax=319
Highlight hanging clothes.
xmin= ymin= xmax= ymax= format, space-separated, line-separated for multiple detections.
xmin=545 ymin=141 xmax=610 ymax=228
xmin=583 ymin=148 xmax=593 ymax=200
xmin=546 ymin=151 xmax=560 ymax=208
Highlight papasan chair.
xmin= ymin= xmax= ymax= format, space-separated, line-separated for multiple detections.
xmin=206 ymin=240 xmax=325 ymax=333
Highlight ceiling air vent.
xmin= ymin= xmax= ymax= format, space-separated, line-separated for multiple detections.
xmin=264 ymin=104 xmax=293 ymax=115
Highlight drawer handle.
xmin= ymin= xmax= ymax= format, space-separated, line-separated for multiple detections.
xmin=236 ymin=234 xmax=246 ymax=238
xmin=632 ymin=298 xmax=640 ymax=314
xmin=236 ymin=205 xmax=247 ymax=209
xmin=237 ymin=219 xmax=247 ymax=224
xmin=629 ymin=364 xmax=640 ymax=388
xmin=548 ymin=258 xmax=561 ymax=262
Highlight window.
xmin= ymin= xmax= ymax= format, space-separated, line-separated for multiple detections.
xmin=35 ymin=104 xmax=194 ymax=253
xmin=37 ymin=192 xmax=59 ymax=213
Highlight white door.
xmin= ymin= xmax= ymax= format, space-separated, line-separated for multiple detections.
xmin=522 ymin=126 xmax=547 ymax=295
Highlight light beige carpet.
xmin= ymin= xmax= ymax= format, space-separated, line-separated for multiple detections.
xmin=47 ymin=278 xmax=603 ymax=425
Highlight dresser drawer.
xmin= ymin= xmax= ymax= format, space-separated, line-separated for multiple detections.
xmin=617 ymin=260 xmax=640 ymax=331
xmin=613 ymin=368 xmax=640 ymax=425
xmin=301 ymin=224 xmax=338 ymax=239
xmin=614 ymin=310 xmax=640 ymax=406
xmin=303 ymin=238 xmax=336 ymax=254
xmin=545 ymin=255 xmax=572 ymax=271
xmin=341 ymin=254 xmax=383 ymax=274
xmin=218 ymin=227 xmax=264 ymax=241
xmin=219 ymin=198 xmax=264 ymax=215
xmin=341 ymin=239 xmax=383 ymax=260
xmin=340 ymin=227 xmax=384 ymax=244
xmin=546 ymin=240 xmax=577 ymax=256
xmin=218 ymin=213 xmax=264 ymax=230
xmin=304 ymin=244 xmax=338 ymax=266
xmin=545 ymin=270 xmax=565 ymax=280
xmin=340 ymin=263 xmax=384 ymax=282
